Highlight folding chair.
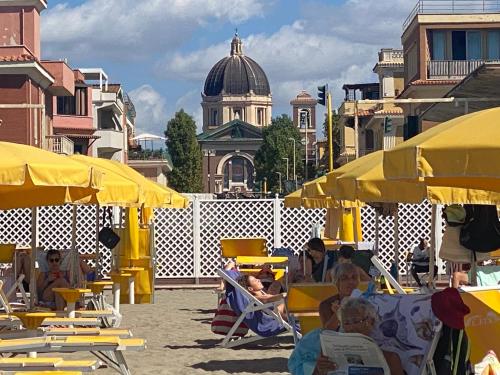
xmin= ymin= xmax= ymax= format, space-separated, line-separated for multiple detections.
xmin=287 ymin=283 xmax=337 ymax=342
xmin=217 ymin=269 xmax=295 ymax=348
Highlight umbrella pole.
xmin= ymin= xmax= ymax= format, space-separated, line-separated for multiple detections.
xmin=374 ymin=211 xmax=379 ymax=254
xmin=393 ymin=207 xmax=400 ymax=283
xmin=71 ymin=205 xmax=78 ymax=288
xmin=95 ymin=205 xmax=100 ymax=279
xmin=430 ymin=205 xmax=437 ymax=289
xmin=30 ymin=207 xmax=38 ymax=310
xmin=352 ymin=208 xmax=359 ymax=250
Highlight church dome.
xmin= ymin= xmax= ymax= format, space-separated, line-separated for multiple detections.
xmin=203 ymin=34 xmax=271 ymax=97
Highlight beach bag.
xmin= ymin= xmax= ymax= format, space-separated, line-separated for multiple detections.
xmin=440 ymin=226 xmax=490 ymax=263
xmin=98 ymin=207 xmax=120 ymax=249
xmin=460 ymin=205 xmax=500 ymax=254
xmin=211 ymin=297 xmax=248 ymax=337
xmin=433 ymin=326 xmax=472 ymax=375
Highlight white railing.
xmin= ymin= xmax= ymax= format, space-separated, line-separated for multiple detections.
xmin=0 ymin=199 xmax=445 ymax=282
xmin=379 ymin=49 xmax=404 ymax=63
xmin=427 ymin=59 xmax=488 ymax=79
xmin=404 ymin=0 xmax=500 ymax=30
xmin=46 ymin=135 xmax=74 ymax=155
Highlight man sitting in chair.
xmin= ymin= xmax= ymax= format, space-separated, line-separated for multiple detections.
xmin=37 ymin=250 xmax=70 ymax=310
xmin=410 ymin=238 xmax=438 ymax=287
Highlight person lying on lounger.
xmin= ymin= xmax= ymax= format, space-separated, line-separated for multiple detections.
xmin=237 ymin=274 xmax=288 ymax=320
xmin=37 ymin=249 xmax=70 ymax=310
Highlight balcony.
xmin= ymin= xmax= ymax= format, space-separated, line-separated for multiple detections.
xmin=378 ymin=49 xmax=404 ymax=63
xmin=46 ymin=135 xmax=74 ymax=155
xmin=128 ymin=149 xmax=170 ymax=161
xmin=404 ymin=0 xmax=500 ymax=31
xmin=427 ymin=59 xmax=495 ymax=79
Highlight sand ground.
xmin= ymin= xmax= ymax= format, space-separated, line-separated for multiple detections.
xmin=62 ymin=289 xmax=294 ymax=375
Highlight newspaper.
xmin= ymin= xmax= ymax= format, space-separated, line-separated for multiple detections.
xmin=319 ymin=331 xmax=389 ymax=375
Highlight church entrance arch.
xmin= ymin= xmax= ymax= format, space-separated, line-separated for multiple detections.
xmin=217 ymin=152 xmax=255 ymax=192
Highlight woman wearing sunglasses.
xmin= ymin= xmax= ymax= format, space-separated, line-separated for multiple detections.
xmin=37 ymin=249 xmax=70 ymax=310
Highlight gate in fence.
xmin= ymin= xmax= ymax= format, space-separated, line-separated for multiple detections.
xmin=0 ymin=198 xmax=443 ymax=282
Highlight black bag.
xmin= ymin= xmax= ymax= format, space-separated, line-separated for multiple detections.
xmin=433 ymin=326 xmax=472 ymax=375
xmin=459 ymin=204 xmax=500 ymax=253
xmin=98 ymin=207 xmax=120 ymax=249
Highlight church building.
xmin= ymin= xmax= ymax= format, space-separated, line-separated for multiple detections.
xmin=198 ymin=33 xmax=272 ymax=194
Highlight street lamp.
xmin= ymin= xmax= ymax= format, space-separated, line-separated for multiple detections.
xmin=275 ymin=172 xmax=282 ymax=194
xmin=282 ymin=157 xmax=289 ymax=180
xmin=288 ymin=137 xmax=297 ymax=190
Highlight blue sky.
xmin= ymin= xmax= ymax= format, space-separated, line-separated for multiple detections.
xmin=41 ymin=0 xmax=416 ymax=137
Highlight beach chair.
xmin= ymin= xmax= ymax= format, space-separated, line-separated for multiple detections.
xmin=0 ymin=357 xmax=99 ymax=372
xmin=0 ymin=335 xmax=145 ymax=375
xmin=217 ymin=269 xmax=295 ymax=348
xmin=43 ymin=327 xmax=132 ymax=338
xmin=365 ymin=293 xmax=443 ymax=375
xmin=287 ymin=283 xmax=337 ymax=341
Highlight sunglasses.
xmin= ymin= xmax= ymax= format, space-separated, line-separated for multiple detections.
xmin=48 ymin=258 xmax=61 ymax=263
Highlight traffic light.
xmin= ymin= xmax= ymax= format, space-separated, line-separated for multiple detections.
xmin=384 ymin=117 xmax=392 ymax=133
xmin=317 ymin=85 xmax=327 ymax=106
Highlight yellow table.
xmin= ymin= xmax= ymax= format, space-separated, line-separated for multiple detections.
xmin=235 ymin=256 xmax=288 ymax=265
xmin=119 ymin=267 xmax=144 ymax=304
xmin=86 ymin=281 xmax=113 ymax=296
xmin=11 ymin=311 xmax=56 ymax=358
xmin=108 ymin=272 xmax=132 ymax=313
xmin=52 ymin=288 xmax=90 ymax=319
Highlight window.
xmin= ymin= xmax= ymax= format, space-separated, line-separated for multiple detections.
xmin=365 ymin=129 xmax=374 ymax=150
xmin=233 ymin=108 xmax=242 ymax=120
xmin=56 ymin=87 xmax=87 ymax=116
xmin=257 ymin=108 xmax=264 ymax=125
xmin=487 ymin=31 xmax=500 ymax=60
xmin=432 ymin=31 xmax=446 ymax=60
xmin=211 ymin=109 xmax=218 ymax=126
xmin=299 ymin=110 xmax=309 ymax=128
xmin=466 ymin=31 xmax=482 ymax=60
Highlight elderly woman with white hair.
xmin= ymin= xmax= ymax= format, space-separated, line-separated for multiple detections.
xmin=315 ymin=297 xmax=404 ymax=375
xmin=319 ymin=262 xmax=360 ymax=330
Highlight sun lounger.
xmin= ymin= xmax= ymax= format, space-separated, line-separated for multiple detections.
xmin=41 ymin=317 xmax=100 ymax=327
xmin=5 ymin=372 xmax=83 ymax=375
xmin=43 ymin=327 xmax=132 ymax=338
xmin=0 ymin=335 xmax=145 ymax=375
xmin=74 ymin=309 xmax=114 ymax=318
xmin=217 ymin=269 xmax=295 ymax=348
xmin=0 ymin=357 xmax=99 ymax=372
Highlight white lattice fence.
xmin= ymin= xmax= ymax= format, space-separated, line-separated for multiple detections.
xmin=198 ymin=199 xmax=274 ymax=277
xmin=0 ymin=199 xmax=441 ymax=281
xmin=280 ymin=202 xmax=326 ymax=254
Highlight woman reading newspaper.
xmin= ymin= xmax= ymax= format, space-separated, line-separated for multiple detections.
xmin=315 ymin=298 xmax=404 ymax=375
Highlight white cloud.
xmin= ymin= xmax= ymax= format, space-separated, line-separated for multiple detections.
xmin=128 ymin=85 xmax=168 ymax=136
xmin=41 ymin=0 xmax=269 ymax=60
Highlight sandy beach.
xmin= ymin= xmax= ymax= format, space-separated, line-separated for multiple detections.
xmin=69 ymin=289 xmax=294 ymax=375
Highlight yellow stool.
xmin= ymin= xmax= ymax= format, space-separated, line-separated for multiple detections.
xmin=108 ymin=272 xmax=131 ymax=313
xmin=11 ymin=311 xmax=57 ymax=358
xmin=86 ymin=281 xmax=113 ymax=296
xmin=52 ymin=288 xmax=90 ymax=318
xmin=119 ymin=267 xmax=144 ymax=304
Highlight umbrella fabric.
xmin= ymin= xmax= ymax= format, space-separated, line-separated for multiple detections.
xmin=0 ymin=142 xmax=100 ymax=210
xmin=71 ymin=155 xmax=188 ymax=209
xmin=333 ymin=151 xmax=500 ymax=204
xmin=383 ymin=108 xmax=500 ymax=190
xmin=70 ymin=155 xmax=142 ymax=207
xmin=284 ymin=176 xmax=361 ymax=209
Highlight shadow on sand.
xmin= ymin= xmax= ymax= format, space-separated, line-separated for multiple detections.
xmin=191 ymin=357 xmax=288 ymax=373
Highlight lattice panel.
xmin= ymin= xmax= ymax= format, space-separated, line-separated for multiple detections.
xmin=154 ymin=204 xmax=195 ymax=278
xmin=361 ymin=206 xmax=396 ymax=270
xmin=0 ymin=208 xmax=31 ymax=246
xmin=38 ymin=206 xmax=73 ymax=250
xmin=280 ymin=203 xmax=326 ymax=254
xmin=199 ymin=200 xmax=274 ymax=277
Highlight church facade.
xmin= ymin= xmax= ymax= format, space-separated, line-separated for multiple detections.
xmin=198 ymin=34 xmax=272 ymax=194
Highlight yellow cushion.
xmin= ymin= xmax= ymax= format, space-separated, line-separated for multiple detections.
xmin=220 ymin=238 xmax=267 ymax=258
xmin=0 ymin=244 xmax=15 ymax=263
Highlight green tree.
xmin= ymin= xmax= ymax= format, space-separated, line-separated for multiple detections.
xmin=318 ymin=110 xmax=342 ymax=174
xmin=254 ymin=114 xmax=303 ymax=194
xmin=165 ymin=109 xmax=202 ymax=193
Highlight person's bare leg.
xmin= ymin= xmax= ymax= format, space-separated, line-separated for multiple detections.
xmin=452 ymin=271 xmax=468 ymax=288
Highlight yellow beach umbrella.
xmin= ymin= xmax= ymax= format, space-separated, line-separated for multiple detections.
xmin=383 ymin=108 xmax=500 ymax=192
xmin=70 ymin=155 xmax=142 ymax=207
xmin=333 ymin=151 xmax=500 ymax=204
xmin=0 ymin=142 xmax=100 ymax=210
xmin=70 ymin=155 xmax=188 ymax=209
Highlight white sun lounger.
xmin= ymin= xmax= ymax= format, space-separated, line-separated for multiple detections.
xmin=0 ymin=356 xmax=99 ymax=372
